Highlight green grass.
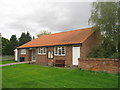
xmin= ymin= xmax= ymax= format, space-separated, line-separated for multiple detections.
xmin=2 ymin=64 xmax=118 ymax=88
xmin=0 ymin=60 xmax=16 ymax=64
xmin=0 ymin=55 xmax=15 ymax=64
xmin=0 ymin=66 xmax=1 ymax=89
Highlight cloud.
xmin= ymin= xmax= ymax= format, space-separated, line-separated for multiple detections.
xmin=0 ymin=0 xmax=92 ymax=39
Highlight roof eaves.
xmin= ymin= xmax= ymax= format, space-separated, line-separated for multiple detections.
xmin=17 ymin=42 xmax=82 ymax=49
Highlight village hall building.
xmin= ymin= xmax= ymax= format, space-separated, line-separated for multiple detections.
xmin=14 ymin=27 xmax=98 ymax=67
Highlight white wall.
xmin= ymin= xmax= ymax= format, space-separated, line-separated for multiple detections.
xmin=14 ymin=49 xmax=18 ymax=61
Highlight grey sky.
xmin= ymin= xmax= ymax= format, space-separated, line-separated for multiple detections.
xmin=0 ymin=0 xmax=94 ymax=39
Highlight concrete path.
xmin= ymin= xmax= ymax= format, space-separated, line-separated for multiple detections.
xmin=0 ymin=61 xmax=29 ymax=67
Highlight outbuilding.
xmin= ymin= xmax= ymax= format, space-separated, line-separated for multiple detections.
xmin=16 ymin=27 xmax=99 ymax=67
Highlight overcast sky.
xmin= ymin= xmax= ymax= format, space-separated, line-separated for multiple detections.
xmin=0 ymin=0 xmax=95 ymax=39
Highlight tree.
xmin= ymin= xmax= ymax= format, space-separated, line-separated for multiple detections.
xmin=88 ymin=38 xmax=116 ymax=58
xmin=3 ymin=35 xmax=18 ymax=55
xmin=19 ymin=32 xmax=26 ymax=46
xmin=36 ymin=30 xmax=51 ymax=37
xmin=26 ymin=32 xmax=32 ymax=42
xmin=0 ymin=33 xmax=2 ymax=55
xmin=88 ymin=2 xmax=119 ymax=58
xmin=19 ymin=32 xmax=32 ymax=46
xmin=7 ymin=35 xmax=18 ymax=55
xmin=2 ymin=37 xmax=10 ymax=55
xmin=10 ymin=35 xmax=18 ymax=48
xmin=32 ymin=36 xmax=35 ymax=40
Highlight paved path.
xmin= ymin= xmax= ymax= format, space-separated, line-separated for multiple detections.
xmin=0 ymin=61 xmax=29 ymax=67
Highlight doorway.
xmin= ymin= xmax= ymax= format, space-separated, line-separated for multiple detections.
xmin=72 ymin=46 xmax=80 ymax=65
xmin=32 ymin=49 xmax=36 ymax=61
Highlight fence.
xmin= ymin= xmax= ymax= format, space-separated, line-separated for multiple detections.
xmin=2 ymin=55 xmax=14 ymax=61
xmin=78 ymin=58 xmax=120 ymax=74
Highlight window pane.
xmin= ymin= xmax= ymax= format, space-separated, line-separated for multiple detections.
xmin=21 ymin=49 xmax=26 ymax=54
xmin=55 ymin=47 xmax=57 ymax=54
xmin=39 ymin=48 xmax=40 ymax=53
xmin=59 ymin=49 xmax=61 ymax=55
xmin=40 ymin=49 xmax=42 ymax=53
xmin=54 ymin=47 xmax=65 ymax=55
xmin=38 ymin=48 xmax=46 ymax=54
xmin=62 ymin=50 xmax=65 ymax=54
xmin=62 ymin=47 xmax=65 ymax=54
xmin=62 ymin=47 xmax=64 ymax=50
xmin=44 ymin=48 xmax=46 ymax=53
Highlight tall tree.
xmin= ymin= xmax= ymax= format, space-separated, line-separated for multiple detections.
xmin=36 ymin=30 xmax=51 ymax=37
xmin=10 ymin=35 xmax=18 ymax=48
xmin=0 ymin=33 xmax=2 ymax=56
xmin=19 ymin=32 xmax=32 ymax=46
xmin=5 ymin=35 xmax=18 ymax=55
xmin=2 ymin=37 xmax=10 ymax=55
xmin=89 ymin=2 xmax=119 ymax=53
xmin=32 ymin=36 xmax=35 ymax=40
xmin=88 ymin=2 xmax=119 ymax=58
xmin=26 ymin=32 xmax=32 ymax=42
xmin=19 ymin=32 xmax=26 ymax=46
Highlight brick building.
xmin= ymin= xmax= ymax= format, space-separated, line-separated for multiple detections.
xmin=15 ymin=27 xmax=99 ymax=67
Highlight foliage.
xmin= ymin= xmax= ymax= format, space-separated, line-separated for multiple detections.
xmin=32 ymin=36 xmax=35 ymax=40
xmin=10 ymin=35 xmax=18 ymax=49
xmin=88 ymin=43 xmax=120 ymax=58
xmin=5 ymin=35 xmax=18 ymax=55
xmin=36 ymin=30 xmax=51 ymax=37
xmin=26 ymin=32 xmax=32 ymax=42
xmin=110 ymin=53 xmax=120 ymax=58
xmin=2 ymin=32 xmax=32 ymax=55
xmin=89 ymin=37 xmax=120 ymax=58
xmin=19 ymin=32 xmax=32 ymax=46
xmin=2 ymin=37 xmax=10 ymax=55
xmin=2 ymin=64 xmax=118 ymax=88
xmin=88 ymin=2 xmax=119 ymax=58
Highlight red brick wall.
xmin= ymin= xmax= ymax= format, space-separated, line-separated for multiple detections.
xmin=78 ymin=58 xmax=120 ymax=74
xmin=35 ymin=48 xmax=48 ymax=65
xmin=17 ymin=46 xmax=72 ymax=66
xmin=35 ymin=46 xmax=72 ymax=66
xmin=18 ymin=49 xmax=30 ymax=61
xmin=65 ymin=46 xmax=72 ymax=66
xmin=80 ymin=32 xmax=99 ymax=58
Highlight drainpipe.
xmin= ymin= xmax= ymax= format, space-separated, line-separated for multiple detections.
xmin=29 ymin=48 xmax=33 ymax=64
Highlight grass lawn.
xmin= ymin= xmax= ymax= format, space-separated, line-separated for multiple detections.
xmin=0 ymin=60 xmax=16 ymax=64
xmin=2 ymin=64 xmax=119 ymax=88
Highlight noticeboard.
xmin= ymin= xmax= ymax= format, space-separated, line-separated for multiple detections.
xmin=48 ymin=51 xmax=54 ymax=59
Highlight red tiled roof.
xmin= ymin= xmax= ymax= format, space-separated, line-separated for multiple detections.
xmin=17 ymin=27 xmax=94 ymax=48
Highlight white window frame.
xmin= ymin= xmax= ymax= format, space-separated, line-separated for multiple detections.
xmin=54 ymin=46 xmax=66 ymax=56
xmin=21 ymin=49 xmax=26 ymax=54
xmin=38 ymin=47 xmax=46 ymax=55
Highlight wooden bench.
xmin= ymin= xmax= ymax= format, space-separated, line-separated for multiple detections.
xmin=54 ymin=60 xmax=65 ymax=67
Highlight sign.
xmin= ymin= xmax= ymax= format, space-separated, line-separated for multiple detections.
xmin=48 ymin=51 xmax=54 ymax=59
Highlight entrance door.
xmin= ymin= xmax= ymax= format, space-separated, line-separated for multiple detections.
xmin=72 ymin=46 xmax=80 ymax=65
xmin=32 ymin=49 xmax=36 ymax=61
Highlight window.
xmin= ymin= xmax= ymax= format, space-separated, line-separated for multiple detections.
xmin=21 ymin=49 xmax=26 ymax=54
xmin=54 ymin=46 xmax=65 ymax=56
xmin=38 ymin=47 xmax=46 ymax=54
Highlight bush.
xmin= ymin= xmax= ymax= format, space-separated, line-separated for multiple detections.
xmin=110 ymin=53 xmax=120 ymax=59
xmin=88 ymin=44 xmax=118 ymax=58
xmin=88 ymin=45 xmax=106 ymax=58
